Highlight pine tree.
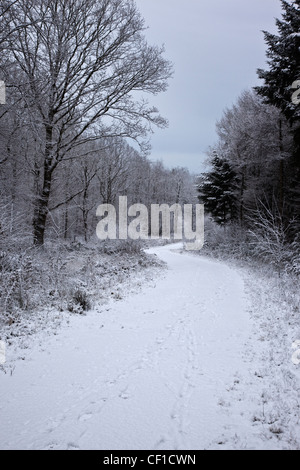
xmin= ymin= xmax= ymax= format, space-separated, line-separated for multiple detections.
xmin=198 ymin=152 xmax=238 ymax=225
xmin=255 ymin=0 xmax=300 ymax=124
xmin=255 ymin=0 xmax=300 ymax=232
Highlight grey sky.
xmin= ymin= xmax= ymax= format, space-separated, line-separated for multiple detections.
xmin=135 ymin=0 xmax=284 ymax=174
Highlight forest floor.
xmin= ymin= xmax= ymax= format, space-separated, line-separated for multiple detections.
xmin=0 ymin=242 xmax=300 ymax=450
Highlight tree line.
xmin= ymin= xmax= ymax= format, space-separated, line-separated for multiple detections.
xmin=0 ymin=0 xmax=196 ymax=247
xmin=198 ymin=0 xmax=300 ymax=264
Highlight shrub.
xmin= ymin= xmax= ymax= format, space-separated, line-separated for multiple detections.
xmin=69 ymin=288 xmax=91 ymax=313
xmin=100 ymin=239 xmax=143 ymax=255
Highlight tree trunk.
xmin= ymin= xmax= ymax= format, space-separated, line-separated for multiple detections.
xmin=64 ymin=205 xmax=69 ymax=240
xmin=279 ymin=119 xmax=284 ymax=217
xmin=83 ymin=210 xmax=88 ymax=242
xmin=33 ymin=124 xmax=54 ymax=246
xmin=82 ymin=186 xmax=89 ymax=243
xmin=239 ymin=172 xmax=245 ymax=226
xmin=33 ymin=165 xmax=53 ymax=245
xmin=287 ymin=125 xmax=300 ymax=238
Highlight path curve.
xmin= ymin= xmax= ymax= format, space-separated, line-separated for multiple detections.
xmin=0 ymin=244 xmax=255 ymax=450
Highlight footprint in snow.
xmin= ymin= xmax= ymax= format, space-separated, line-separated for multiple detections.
xmin=78 ymin=412 xmax=93 ymax=422
xmin=67 ymin=442 xmax=80 ymax=450
xmin=43 ymin=442 xmax=61 ymax=450
xmin=119 ymin=390 xmax=130 ymax=400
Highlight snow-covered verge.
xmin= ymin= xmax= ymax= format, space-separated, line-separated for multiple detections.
xmin=241 ymin=267 xmax=300 ymax=448
xmin=0 ymin=240 xmax=166 ymax=374
xmin=188 ymin=241 xmax=300 ymax=449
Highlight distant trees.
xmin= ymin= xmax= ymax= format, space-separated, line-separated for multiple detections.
xmin=1 ymin=0 xmax=173 ymax=245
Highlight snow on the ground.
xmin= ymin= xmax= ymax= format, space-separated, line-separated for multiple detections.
xmin=0 ymin=243 xmax=299 ymax=450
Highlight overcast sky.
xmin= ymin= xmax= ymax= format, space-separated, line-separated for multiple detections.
xmin=134 ymin=0 xmax=284 ymax=174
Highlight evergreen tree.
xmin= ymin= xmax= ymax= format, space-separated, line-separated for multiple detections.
xmin=255 ymin=0 xmax=300 ymax=232
xmin=256 ymin=0 xmax=300 ymax=124
xmin=198 ymin=152 xmax=238 ymax=225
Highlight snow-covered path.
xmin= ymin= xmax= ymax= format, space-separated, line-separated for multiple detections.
xmin=0 ymin=244 xmax=264 ymax=450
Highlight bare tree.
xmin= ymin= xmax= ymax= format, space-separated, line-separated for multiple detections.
xmin=74 ymin=158 xmax=100 ymax=242
xmin=97 ymin=139 xmax=131 ymax=205
xmin=2 ymin=0 xmax=173 ymax=245
xmin=248 ymin=199 xmax=294 ymax=276
xmin=0 ymin=1 xmax=20 ymax=48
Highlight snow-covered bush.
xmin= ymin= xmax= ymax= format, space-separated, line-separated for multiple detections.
xmin=69 ymin=287 xmax=91 ymax=314
xmin=0 ymin=249 xmax=40 ymax=318
xmin=202 ymin=202 xmax=299 ymax=279
xmin=100 ymin=239 xmax=143 ymax=255
xmin=0 ymin=233 xmax=163 ymax=328
xmin=202 ymin=217 xmax=253 ymax=260
xmin=247 ymin=202 xmax=295 ymax=276
xmin=287 ymin=237 xmax=300 ymax=276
